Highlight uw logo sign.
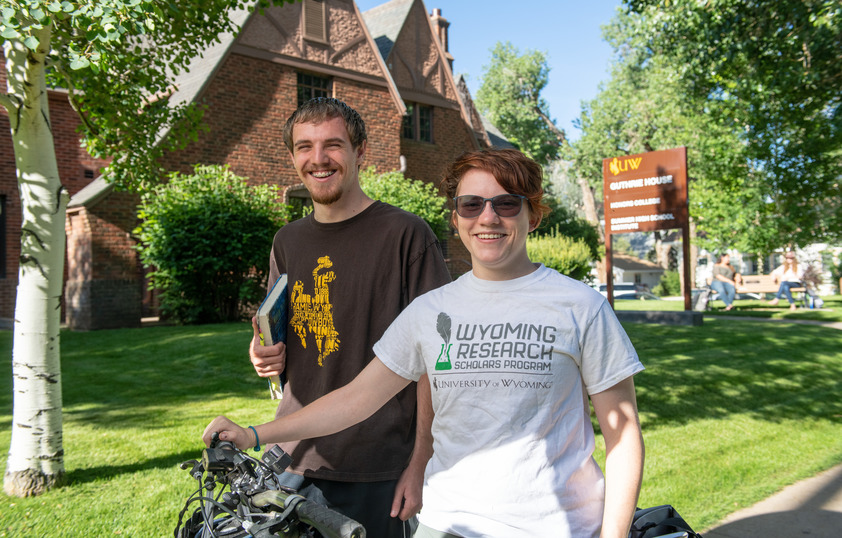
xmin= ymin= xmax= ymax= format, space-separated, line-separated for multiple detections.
xmin=609 ymin=156 xmax=643 ymax=176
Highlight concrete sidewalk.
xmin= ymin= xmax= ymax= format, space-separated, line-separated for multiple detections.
xmin=702 ymin=463 xmax=842 ymax=537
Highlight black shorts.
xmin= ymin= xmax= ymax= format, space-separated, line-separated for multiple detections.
xmin=275 ymin=471 xmax=418 ymax=538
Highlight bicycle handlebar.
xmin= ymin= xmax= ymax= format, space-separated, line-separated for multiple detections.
xmin=175 ymin=440 xmax=366 ymax=538
xmin=252 ymin=490 xmax=365 ymax=538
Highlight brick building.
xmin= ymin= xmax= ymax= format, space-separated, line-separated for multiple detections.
xmin=1 ymin=0 xmax=509 ymax=329
xmin=0 ymin=75 xmax=111 ymax=327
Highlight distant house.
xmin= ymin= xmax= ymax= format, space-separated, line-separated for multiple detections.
xmin=0 ymin=0 xmax=508 ymax=329
xmin=610 ymin=253 xmax=665 ymax=291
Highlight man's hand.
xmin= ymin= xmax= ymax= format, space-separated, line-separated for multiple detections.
xmin=390 ymin=455 xmax=425 ymax=521
xmin=250 ymin=316 xmax=286 ymax=378
xmin=202 ymin=416 xmax=254 ymax=450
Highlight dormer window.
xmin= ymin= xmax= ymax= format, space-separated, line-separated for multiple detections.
xmin=303 ymin=0 xmax=327 ymax=43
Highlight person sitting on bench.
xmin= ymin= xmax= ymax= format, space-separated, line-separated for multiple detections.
xmin=711 ymin=253 xmax=738 ymax=311
xmin=768 ymin=252 xmax=804 ymax=310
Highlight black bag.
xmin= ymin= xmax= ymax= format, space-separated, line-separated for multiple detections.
xmin=629 ymin=504 xmax=702 ymax=538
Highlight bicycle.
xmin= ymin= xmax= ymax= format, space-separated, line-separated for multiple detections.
xmin=175 ymin=434 xmax=365 ymax=538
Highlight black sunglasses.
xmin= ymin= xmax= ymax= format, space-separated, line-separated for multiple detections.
xmin=453 ymin=194 xmax=526 ymax=218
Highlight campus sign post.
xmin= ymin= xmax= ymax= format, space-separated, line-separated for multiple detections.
xmin=602 ymin=146 xmax=691 ymax=310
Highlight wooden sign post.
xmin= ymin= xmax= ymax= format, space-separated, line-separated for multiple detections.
xmin=602 ymin=147 xmax=691 ymax=310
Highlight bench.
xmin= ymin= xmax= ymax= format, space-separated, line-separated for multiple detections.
xmin=736 ymin=274 xmax=805 ymax=296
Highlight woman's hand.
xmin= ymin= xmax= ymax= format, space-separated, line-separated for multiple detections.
xmin=202 ymin=416 xmax=255 ymax=450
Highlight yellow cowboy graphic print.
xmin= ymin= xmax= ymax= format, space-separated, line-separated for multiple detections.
xmin=289 ymin=256 xmax=340 ymax=366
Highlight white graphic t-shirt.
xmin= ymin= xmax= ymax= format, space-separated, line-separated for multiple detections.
xmin=374 ymin=265 xmax=643 ymax=538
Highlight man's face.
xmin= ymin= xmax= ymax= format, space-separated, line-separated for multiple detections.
xmin=289 ymin=116 xmax=366 ymax=206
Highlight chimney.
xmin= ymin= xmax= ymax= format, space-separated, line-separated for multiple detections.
xmin=430 ymin=8 xmax=454 ymax=71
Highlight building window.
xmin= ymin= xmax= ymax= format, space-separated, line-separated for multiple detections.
xmin=297 ymin=72 xmax=331 ymax=106
xmin=403 ymin=102 xmax=433 ymax=143
xmin=302 ymin=0 xmax=327 ymax=42
xmin=286 ymin=185 xmax=314 ymax=221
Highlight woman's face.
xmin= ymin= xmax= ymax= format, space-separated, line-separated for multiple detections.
xmin=453 ymin=169 xmax=539 ymax=281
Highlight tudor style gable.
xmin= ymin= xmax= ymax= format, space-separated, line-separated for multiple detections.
xmin=388 ymin=1 xmax=455 ymax=103
xmin=234 ymin=0 xmax=403 ymax=111
xmin=363 ymin=0 xmax=480 ymax=184
xmin=160 ymin=0 xmax=407 ymax=188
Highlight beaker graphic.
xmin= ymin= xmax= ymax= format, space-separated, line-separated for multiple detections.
xmin=435 ymin=343 xmax=452 ymax=370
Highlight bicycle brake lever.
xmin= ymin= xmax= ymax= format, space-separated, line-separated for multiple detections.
xmin=179 ymin=459 xmax=199 ymax=470
xmin=179 ymin=459 xmax=204 ymax=480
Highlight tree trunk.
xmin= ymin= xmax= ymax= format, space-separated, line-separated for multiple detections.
xmin=654 ymin=231 xmax=670 ymax=269
xmin=576 ymin=176 xmax=607 ymax=282
xmin=576 ymin=176 xmax=603 ymax=243
xmin=3 ymin=31 xmax=67 ymax=497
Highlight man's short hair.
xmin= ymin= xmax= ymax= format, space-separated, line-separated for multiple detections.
xmin=283 ymin=98 xmax=367 ymax=152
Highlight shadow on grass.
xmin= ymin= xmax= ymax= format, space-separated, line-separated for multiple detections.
xmin=0 ymin=323 xmax=261 ymax=418
xmin=625 ymin=318 xmax=842 ymax=428
xmin=65 ymin=449 xmax=200 ymax=485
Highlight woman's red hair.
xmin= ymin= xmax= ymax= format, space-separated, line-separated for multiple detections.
xmin=440 ymin=148 xmax=551 ymax=224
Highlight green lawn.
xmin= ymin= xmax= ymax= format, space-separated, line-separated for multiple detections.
xmin=1 ymin=309 xmax=841 ymax=535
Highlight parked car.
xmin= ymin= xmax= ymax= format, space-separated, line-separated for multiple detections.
xmin=596 ymin=283 xmax=661 ymax=300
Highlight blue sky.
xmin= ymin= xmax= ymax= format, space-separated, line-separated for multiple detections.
xmin=354 ymin=0 xmax=623 ymax=140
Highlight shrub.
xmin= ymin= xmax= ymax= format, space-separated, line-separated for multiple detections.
xmin=537 ymin=197 xmax=602 ymax=259
xmin=653 ymin=270 xmax=681 ymax=297
xmin=359 ymin=167 xmax=449 ymax=240
xmin=134 ymin=165 xmax=288 ymax=324
xmin=526 ymin=227 xmax=594 ymax=281
xmin=801 ymin=263 xmax=824 ymax=291
xmin=832 ymin=259 xmax=842 ymax=293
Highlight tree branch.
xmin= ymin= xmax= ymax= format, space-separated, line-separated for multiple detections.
xmin=534 ymin=106 xmax=566 ymax=146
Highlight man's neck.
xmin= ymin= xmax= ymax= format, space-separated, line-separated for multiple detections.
xmin=312 ymin=188 xmax=375 ymax=224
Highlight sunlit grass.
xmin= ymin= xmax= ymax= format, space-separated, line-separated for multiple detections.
xmin=1 ymin=316 xmax=841 ymax=535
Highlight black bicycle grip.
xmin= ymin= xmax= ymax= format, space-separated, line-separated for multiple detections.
xmin=295 ymin=499 xmax=366 ymax=538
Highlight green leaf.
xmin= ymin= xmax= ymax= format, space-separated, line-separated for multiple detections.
xmin=23 ymin=35 xmax=39 ymax=49
xmin=0 ymin=27 xmax=20 ymax=39
xmin=70 ymin=56 xmax=90 ymax=70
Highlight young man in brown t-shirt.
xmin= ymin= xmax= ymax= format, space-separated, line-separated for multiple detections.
xmin=248 ymin=98 xmax=451 ymax=537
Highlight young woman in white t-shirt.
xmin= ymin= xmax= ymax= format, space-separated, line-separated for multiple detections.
xmin=768 ymin=252 xmax=804 ymax=310
xmin=203 ymin=149 xmax=645 ymax=538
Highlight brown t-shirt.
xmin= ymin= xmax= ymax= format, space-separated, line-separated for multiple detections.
xmin=267 ymin=201 xmax=451 ymax=481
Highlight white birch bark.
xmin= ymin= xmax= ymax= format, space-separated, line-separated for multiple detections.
xmin=3 ymin=26 xmax=67 ymax=497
